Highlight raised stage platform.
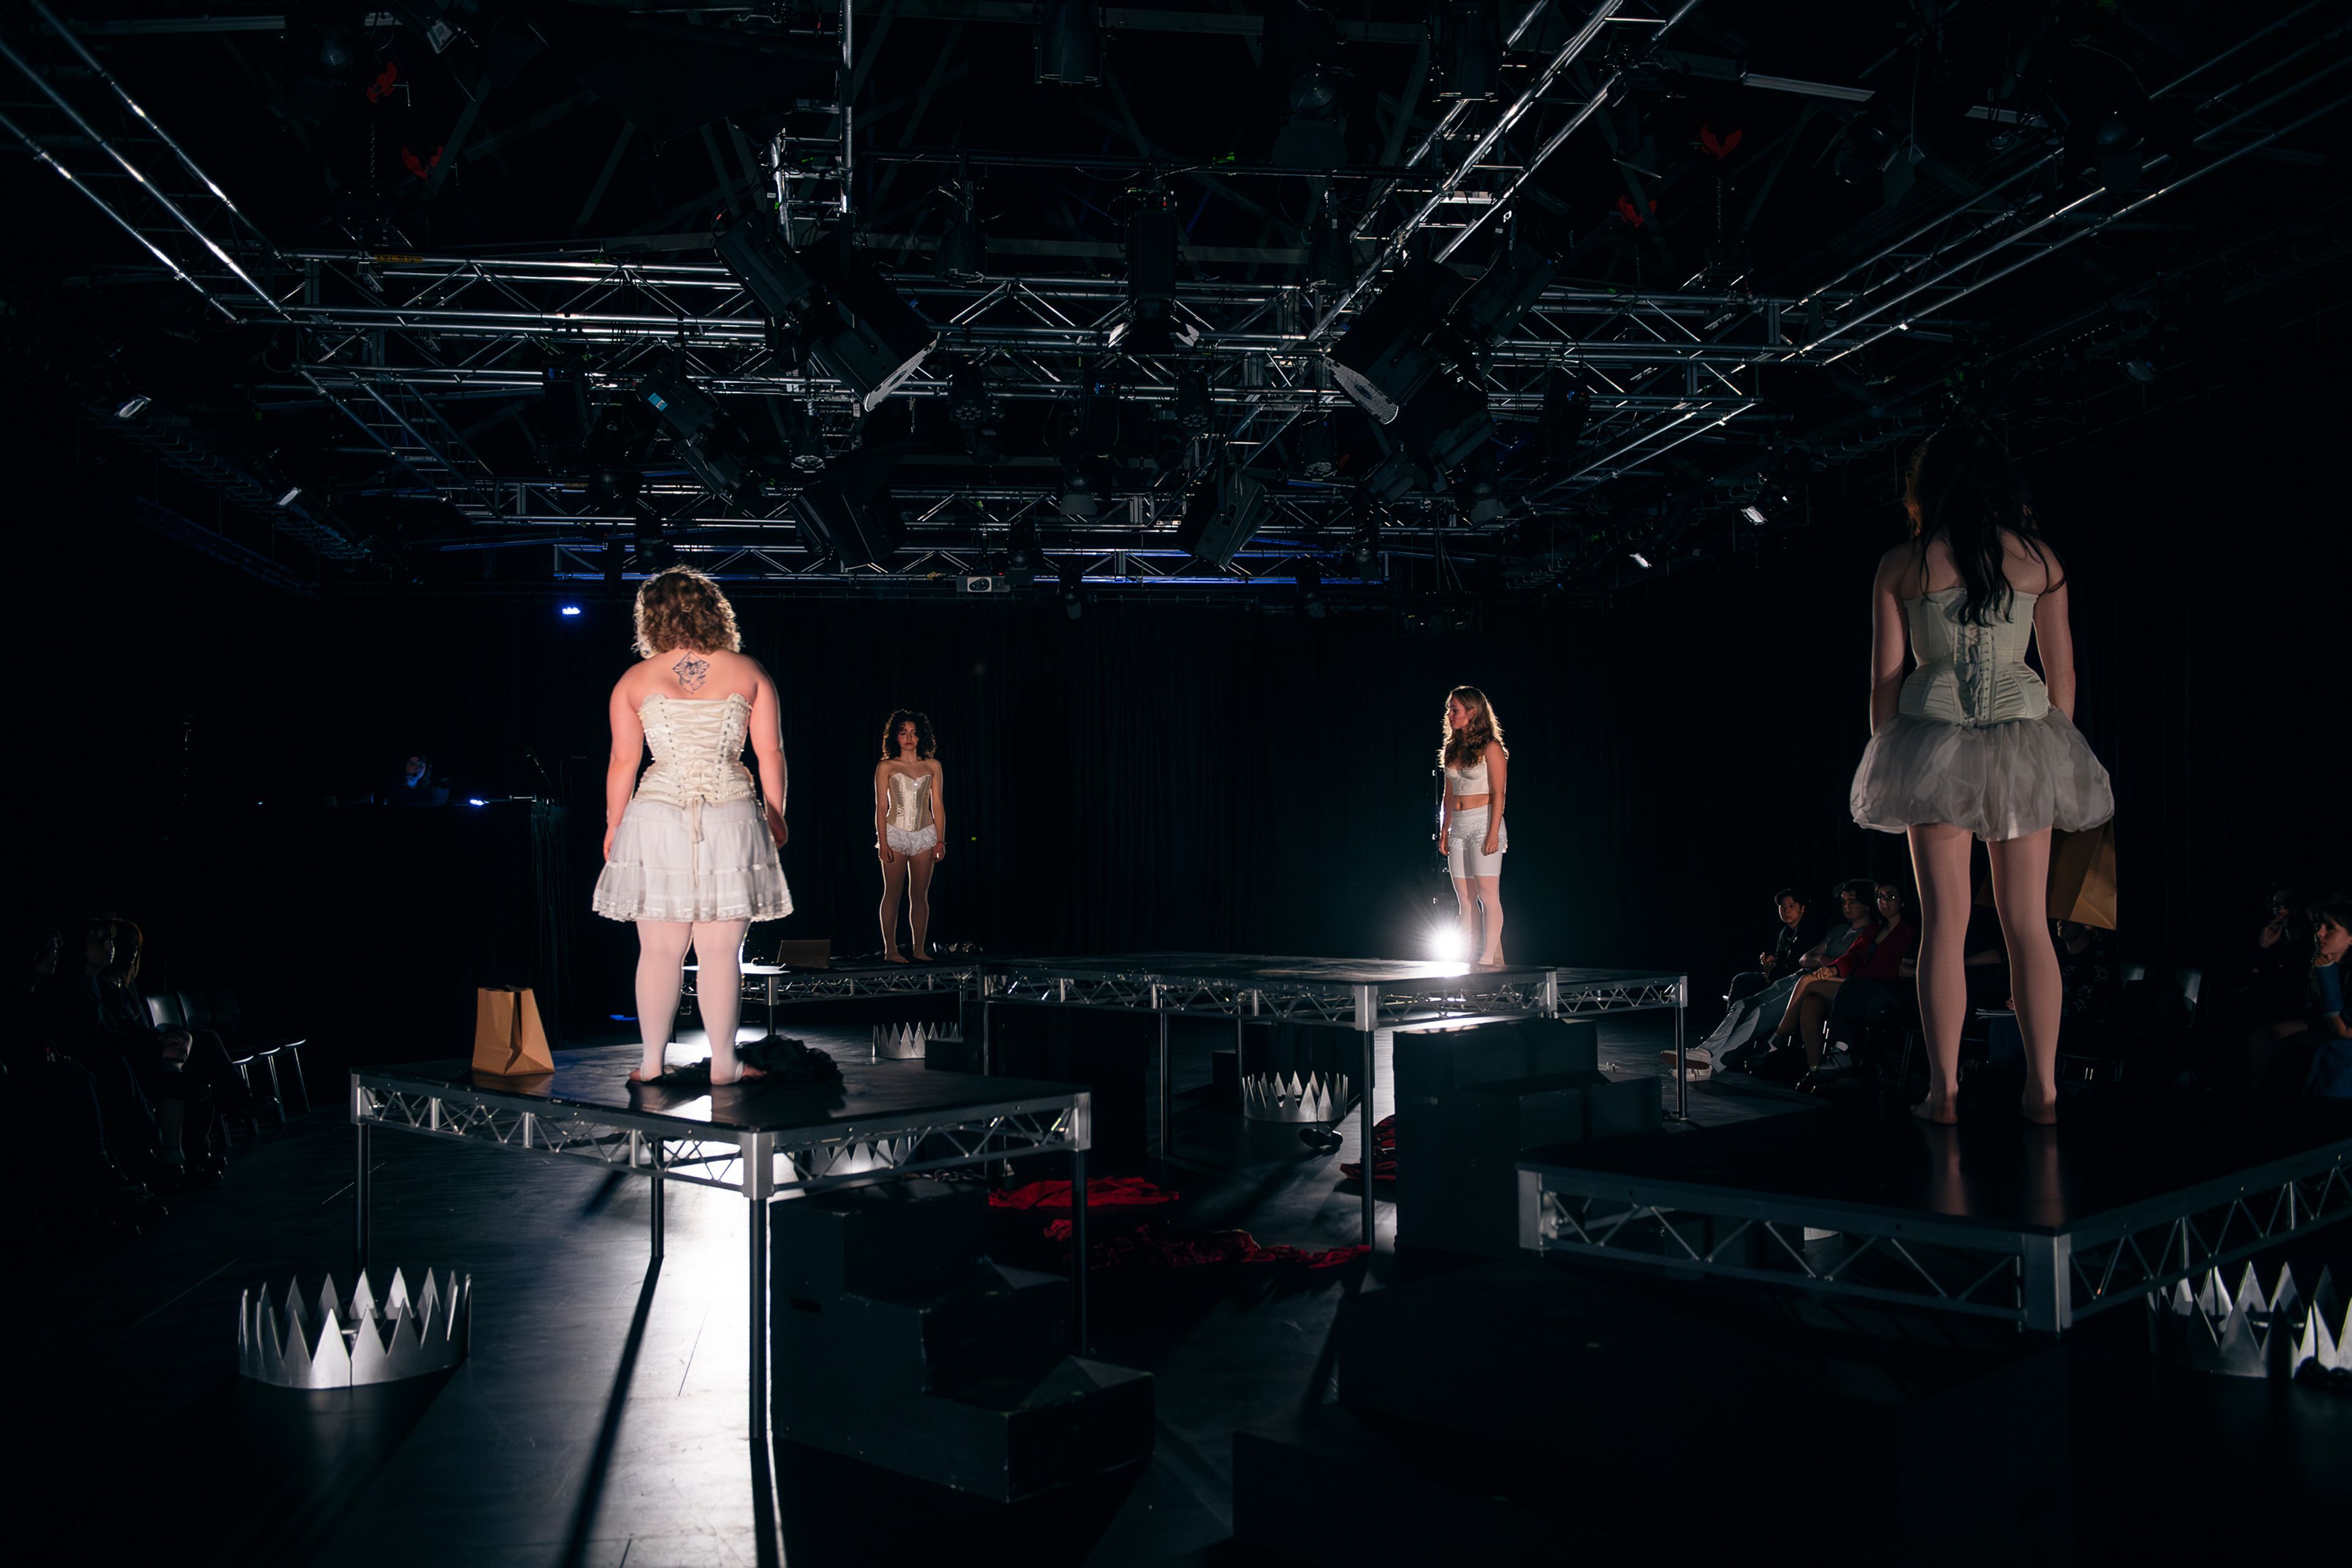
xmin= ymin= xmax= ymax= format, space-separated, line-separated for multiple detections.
xmin=349 ymin=1046 xmax=1093 ymax=1456
xmin=1519 ymin=1101 xmax=2352 ymax=1332
xmin=718 ymin=951 xmax=1691 ymax=1240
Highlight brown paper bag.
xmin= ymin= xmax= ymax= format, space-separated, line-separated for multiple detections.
xmin=1971 ymin=821 xmax=2119 ymax=930
xmin=472 ymin=986 xmax=554 ymax=1076
xmin=774 ymin=939 xmax=832 ymax=970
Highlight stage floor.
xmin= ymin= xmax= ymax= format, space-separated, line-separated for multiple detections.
xmin=16 ymin=1017 xmax=2352 ymax=1564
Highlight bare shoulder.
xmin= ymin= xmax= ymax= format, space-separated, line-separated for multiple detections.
xmin=611 ymin=658 xmax=653 ymax=701
xmin=1874 ymin=541 xmax=1919 ymax=592
xmin=2010 ymin=534 xmax=2065 ymax=595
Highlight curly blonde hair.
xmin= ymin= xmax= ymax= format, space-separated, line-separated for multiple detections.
xmin=632 ymin=566 xmax=742 ymax=658
xmin=1439 ymin=685 xmax=1507 ymax=769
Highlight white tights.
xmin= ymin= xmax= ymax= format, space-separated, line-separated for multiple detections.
xmin=635 ymin=918 xmax=750 ymax=1082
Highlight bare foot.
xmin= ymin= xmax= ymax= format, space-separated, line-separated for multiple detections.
xmin=883 ymin=950 xmax=910 ymax=965
xmin=2020 ymin=1086 xmax=2059 ymax=1126
xmin=627 ymin=1068 xmax=660 ymax=1085
xmin=709 ymin=1065 xmax=768 ymax=1087
xmin=1909 ymin=1093 xmax=1959 ymax=1126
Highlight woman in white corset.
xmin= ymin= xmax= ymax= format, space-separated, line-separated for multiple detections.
xmin=874 ymin=709 xmax=947 ymax=963
xmin=592 ymin=568 xmax=791 ymax=1085
xmin=1850 ymin=426 xmax=2113 ymax=1125
xmin=1438 ymin=685 xmax=1510 ymax=968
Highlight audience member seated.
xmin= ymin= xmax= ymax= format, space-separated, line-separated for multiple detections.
xmin=1681 ymin=880 xmax=1879 ymax=1073
xmin=45 ymin=918 xmax=236 ymax=1185
xmin=396 ymin=752 xmax=450 ymax=807
xmin=1757 ymin=880 xmax=1918 ymax=1071
xmin=2209 ymin=880 xmax=2312 ymax=1033
xmin=6 ymin=923 xmax=168 ymax=1233
xmin=1726 ymin=888 xmax=1828 ymax=1006
xmin=2248 ymin=893 xmax=2352 ymax=1098
xmin=2054 ymin=920 xmax=2122 ymax=1032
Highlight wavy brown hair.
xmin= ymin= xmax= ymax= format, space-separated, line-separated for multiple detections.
xmin=632 ymin=565 xmax=742 ymax=658
xmin=1439 ymin=685 xmax=1507 ymax=769
xmin=880 ymin=709 xmax=937 ymax=761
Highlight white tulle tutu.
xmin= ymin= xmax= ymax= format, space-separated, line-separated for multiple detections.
xmin=1850 ymin=709 xmax=2114 ymax=842
xmin=593 ymin=797 xmax=792 ymax=923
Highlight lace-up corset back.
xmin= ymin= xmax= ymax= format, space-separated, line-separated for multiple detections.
xmin=1900 ymin=588 xmax=2048 ymax=728
xmin=635 ymin=693 xmax=758 ymax=809
xmin=885 ymin=771 xmax=933 ymax=833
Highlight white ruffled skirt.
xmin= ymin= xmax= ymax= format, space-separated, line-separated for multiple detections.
xmin=1850 ymin=709 xmax=2114 ymax=842
xmin=593 ymin=797 xmax=792 ymax=923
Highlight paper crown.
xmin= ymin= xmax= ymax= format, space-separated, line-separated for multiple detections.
xmin=2149 ymin=1262 xmax=2348 ymax=1382
xmin=237 ymin=1266 xmax=471 ymax=1388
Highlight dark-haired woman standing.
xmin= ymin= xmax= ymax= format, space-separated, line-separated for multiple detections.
xmin=1439 ymin=686 xmax=1510 ymax=968
xmin=875 ymin=710 xmax=946 ymax=963
xmin=1851 ymin=427 xmax=2113 ymax=1124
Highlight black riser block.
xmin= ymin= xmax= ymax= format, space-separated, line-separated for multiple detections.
xmin=776 ymin=1355 xmax=1154 ymax=1501
xmin=981 ymin=1005 xmax=1150 ymax=1163
xmin=1393 ymin=1015 xmax=1599 ymax=1104
xmin=1333 ymin=1266 xmax=2071 ymax=1564
xmin=1234 ymin=1408 xmax=1691 ymax=1564
xmin=775 ymin=1263 xmax=1069 ymax=1398
xmin=770 ymin=1180 xmax=989 ymax=1300
xmin=1397 ymin=1074 xmax=1659 ymax=1257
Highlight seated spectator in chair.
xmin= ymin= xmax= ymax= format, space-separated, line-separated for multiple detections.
xmin=2054 ymin=920 xmax=2122 ymax=1030
xmin=1726 ymin=888 xmax=1828 ymax=1006
xmin=1686 ymin=880 xmax=1877 ymax=1073
xmin=2212 ymin=881 xmax=2312 ymax=1032
xmin=6 ymin=923 xmax=165 ymax=1227
xmin=1763 ymin=881 xmax=1918 ymax=1070
xmin=49 ymin=919 xmax=234 ymax=1183
xmin=2249 ymin=894 xmax=2352 ymax=1098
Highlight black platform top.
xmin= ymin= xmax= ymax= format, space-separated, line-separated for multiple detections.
xmin=1523 ymin=1101 xmax=2352 ymax=1235
xmin=357 ymin=1046 xmax=1087 ymax=1135
xmin=984 ymin=952 xmax=1676 ymax=991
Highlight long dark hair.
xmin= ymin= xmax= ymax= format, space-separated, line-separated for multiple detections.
xmin=880 ymin=709 xmax=937 ymax=761
xmin=1902 ymin=423 xmax=2050 ymax=625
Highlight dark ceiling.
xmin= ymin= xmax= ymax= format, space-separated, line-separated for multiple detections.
xmin=4 ymin=0 xmax=2348 ymax=603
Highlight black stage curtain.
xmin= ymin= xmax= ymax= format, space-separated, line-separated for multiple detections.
xmin=19 ymin=398 xmax=2348 ymax=1060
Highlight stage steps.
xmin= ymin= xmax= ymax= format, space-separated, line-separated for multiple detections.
xmin=772 ymin=1180 xmax=1153 ymax=1500
xmin=1237 ymin=1259 xmax=2072 ymax=1564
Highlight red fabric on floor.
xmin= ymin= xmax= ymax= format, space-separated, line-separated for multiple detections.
xmin=989 ymin=1177 xmax=1180 ymax=1212
xmin=1338 ymin=1113 xmax=1397 ymax=1184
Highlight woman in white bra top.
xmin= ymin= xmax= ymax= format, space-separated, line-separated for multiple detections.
xmin=1438 ymin=685 xmax=1510 ymax=967
xmin=592 ymin=567 xmax=791 ymax=1087
xmin=873 ymin=709 xmax=947 ymax=963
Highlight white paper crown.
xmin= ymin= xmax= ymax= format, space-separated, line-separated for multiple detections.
xmin=2149 ymin=1262 xmax=2348 ymax=1382
xmin=237 ymin=1267 xmax=470 ymax=1388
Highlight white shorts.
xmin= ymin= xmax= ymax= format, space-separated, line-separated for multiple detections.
xmin=884 ymin=824 xmax=938 ymax=854
xmin=1446 ymin=808 xmax=1507 ymax=878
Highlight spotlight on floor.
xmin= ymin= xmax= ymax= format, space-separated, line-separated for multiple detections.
xmin=1428 ymin=924 xmax=1468 ymax=962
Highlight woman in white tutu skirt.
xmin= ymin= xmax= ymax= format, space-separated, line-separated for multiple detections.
xmin=1850 ymin=426 xmax=2113 ymax=1124
xmin=592 ymin=567 xmax=792 ymax=1085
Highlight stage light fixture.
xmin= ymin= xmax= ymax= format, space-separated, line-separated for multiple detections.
xmin=639 ymin=367 xmax=756 ymax=500
xmin=767 ymin=396 xmax=827 ymax=472
xmin=1346 ymin=514 xmax=1381 ymax=576
xmin=634 ymin=513 xmax=675 ymax=570
xmin=1329 ymin=257 xmax=1463 ymax=424
xmin=1294 ymin=416 xmax=1337 ymax=479
xmin=1305 ymin=200 xmax=1349 ymax=287
xmin=1431 ymin=0 xmax=1501 ymax=103
xmin=788 ymin=440 xmax=902 ymax=569
xmin=1294 ymin=558 xmax=1327 ymax=619
xmin=714 ymin=217 xmax=937 ymax=411
xmin=558 ymin=603 xmax=583 ymax=617
xmin=1123 ymin=194 xmax=1194 ymax=356
xmin=1004 ymin=518 xmax=1041 ymax=587
xmin=1539 ymin=366 xmax=1588 ymax=465
xmin=1174 ymin=368 xmax=1212 ymax=436
xmin=1177 ymin=461 xmax=1270 ymax=568
xmin=1439 ymin=242 xmax=1555 ymax=370
xmin=1741 ymin=504 xmax=1768 ymax=525
xmin=1267 ymin=0 xmax=1348 ymax=170
xmin=115 ymin=396 xmax=149 ymax=420
xmin=935 ymin=184 xmax=986 ymax=281
xmin=2120 ymin=357 xmax=2157 ymax=384
xmin=1629 ymin=550 xmax=1652 ymax=569
xmin=276 ymin=486 xmax=303 ymax=507
xmin=1035 ymin=0 xmax=1101 ymax=86
xmin=1058 ymin=562 xmax=1086 ymax=620
xmin=1362 ymin=372 xmax=1491 ymax=502
xmin=946 ymin=356 xmax=992 ymax=427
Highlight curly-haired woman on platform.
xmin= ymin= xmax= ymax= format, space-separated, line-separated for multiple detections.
xmin=592 ymin=567 xmax=791 ymax=1085
xmin=874 ymin=709 xmax=946 ymax=963
xmin=1850 ymin=426 xmax=2113 ymax=1124
xmin=1439 ymin=686 xmax=1510 ymax=968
